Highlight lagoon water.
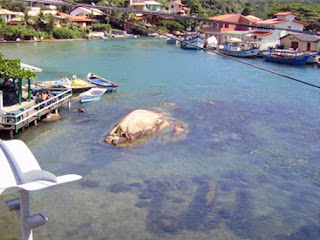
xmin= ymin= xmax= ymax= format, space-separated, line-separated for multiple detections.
xmin=1 ymin=38 xmax=320 ymax=240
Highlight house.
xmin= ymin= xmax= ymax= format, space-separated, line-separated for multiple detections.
xmin=69 ymin=7 xmax=104 ymax=23
xmin=280 ymin=33 xmax=320 ymax=52
xmin=251 ymin=12 xmax=308 ymax=50
xmin=168 ymin=0 xmax=190 ymax=15
xmin=56 ymin=12 xmax=95 ymax=28
xmin=132 ymin=1 xmax=162 ymax=12
xmin=0 ymin=9 xmax=23 ymax=24
xmin=202 ymin=14 xmax=255 ymax=44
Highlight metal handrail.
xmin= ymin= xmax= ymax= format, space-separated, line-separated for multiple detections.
xmin=1 ymin=89 xmax=72 ymax=127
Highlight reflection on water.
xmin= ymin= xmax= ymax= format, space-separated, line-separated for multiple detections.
xmin=0 ymin=39 xmax=320 ymax=239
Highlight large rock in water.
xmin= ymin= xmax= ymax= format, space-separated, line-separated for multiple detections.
xmin=105 ymin=109 xmax=169 ymax=146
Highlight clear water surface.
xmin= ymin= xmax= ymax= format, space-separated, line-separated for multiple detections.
xmin=0 ymin=38 xmax=320 ymax=240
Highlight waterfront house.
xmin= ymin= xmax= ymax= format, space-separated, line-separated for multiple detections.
xmin=69 ymin=7 xmax=104 ymax=23
xmin=251 ymin=12 xmax=308 ymax=50
xmin=280 ymin=33 xmax=320 ymax=52
xmin=202 ymin=14 xmax=255 ymax=44
xmin=168 ymin=0 xmax=190 ymax=15
xmin=132 ymin=1 xmax=162 ymax=11
xmin=0 ymin=9 xmax=23 ymax=24
xmin=56 ymin=12 xmax=95 ymax=28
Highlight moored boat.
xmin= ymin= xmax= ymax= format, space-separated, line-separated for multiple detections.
xmin=166 ymin=38 xmax=177 ymax=44
xmin=79 ymin=88 xmax=107 ymax=103
xmin=180 ymin=35 xmax=205 ymax=50
xmin=218 ymin=38 xmax=260 ymax=57
xmin=262 ymin=49 xmax=309 ymax=65
xmin=87 ymin=73 xmax=119 ymax=92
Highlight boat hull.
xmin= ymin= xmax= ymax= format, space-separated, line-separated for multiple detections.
xmin=181 ymin=37 xmax=204 ymax=50
xmin=79 ymin=88 xmax=107 ymax=103
xmin=218 ymin=48 xmax=260 ymax=57
xmin=262 ymin=54 xmax=308 ymax=65
xmin=80 ymin=96 xmax=102 ymax=103
xmin=167 ymin=38 xmax=176 ymax=44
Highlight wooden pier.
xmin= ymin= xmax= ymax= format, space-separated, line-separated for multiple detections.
xmin=0 ymin=88 xmax=72 ymax=139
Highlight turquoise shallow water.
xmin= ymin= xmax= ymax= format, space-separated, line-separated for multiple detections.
xmin=1 ymin=38 xmax=320 ymax=239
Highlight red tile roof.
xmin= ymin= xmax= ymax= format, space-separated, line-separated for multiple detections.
xmin=274 ymin=12 xmax=298 ymax=17
xmin=208 ymin=14 xmax=241 ymax=21
xmin=250 ymin=31 xmax=273 ymax=36
xmin=256 ymin=19 xmax=288 ymax=25
xmin=293 ymin=19 xmax=308 ymax=26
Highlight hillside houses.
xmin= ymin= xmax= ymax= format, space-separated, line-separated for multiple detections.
xmin=202 ymin=12 xmax=312 ymax=51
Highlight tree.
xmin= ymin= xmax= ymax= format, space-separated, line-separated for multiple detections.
xmin=242 ymin=6 xmax=252 ymax=16
xmin=0 ymin=54 xmax=36 ymax=82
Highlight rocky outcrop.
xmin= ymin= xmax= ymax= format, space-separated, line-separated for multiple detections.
xmin=105 ymin=109 xmax=169 ymax=146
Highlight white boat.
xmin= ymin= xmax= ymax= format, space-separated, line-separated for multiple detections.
xmin=218 ymin=38 xmax=260 ymax=57
xmin=20 ymin=62 xmax=42 ymax=72
xmin=180 ymin=35 xmax=205 ymax=50
xmin=79 ymin=88 xmax=107 ymax=103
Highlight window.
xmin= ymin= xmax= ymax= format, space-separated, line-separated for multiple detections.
xmin=225 ymin=24 xmax=229 ymax=28
xmin=288 ymin=26 xmax=291 ymax=29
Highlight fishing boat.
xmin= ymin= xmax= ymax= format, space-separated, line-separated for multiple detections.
xmin=87 ymin=73 xmax=119 ymax=92
xmin=262 ymin=49 xmax=309 ymax=65
xmin=218 ymin=38 xmax=260 ymax=57
xmin=180 ymin=35 xmax=205 ymax=50
xmin=79 ymin=88 xmax=107 ymax=103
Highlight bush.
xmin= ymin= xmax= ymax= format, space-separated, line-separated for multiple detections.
xmin=38 ymin=31 xmax=52 ymax=39
xmin=53 ymin=26 xmax=87 ymax=39
xmin=160 ymin=20 xmax=186 ymax=33
xmin=53 ymin=27 xmax=75 ymax=39
xmin=4 ymin=25 xmax=38 ymax=41
xmin=92 ymin=23 xmax=111 ymax=32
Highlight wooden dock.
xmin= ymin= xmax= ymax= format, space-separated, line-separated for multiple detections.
xmin=0 ymin=88 xmax=72 ymax=139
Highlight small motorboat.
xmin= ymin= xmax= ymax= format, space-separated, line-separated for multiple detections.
xmin=87 ymin=73 xmax=119 ymax=92
xmin=79 ymin=88 xmax=107 ymax=103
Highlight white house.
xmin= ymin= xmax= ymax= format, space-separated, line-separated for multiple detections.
xmin=0 ymin=9 xmax=23 ymax=24
xmin=69 ymin=7 xmax=104 ymax=23
xmin=250 ymin=12 xmax=308 ymax=50
xmin=168 ymin=0 xmax=190 ymax=15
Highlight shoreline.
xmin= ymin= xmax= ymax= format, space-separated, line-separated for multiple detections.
xmin=0 ymin=38 xmax=88 ymax=44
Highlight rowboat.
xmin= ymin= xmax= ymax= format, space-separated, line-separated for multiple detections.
xmin=87 ymin=73 xmax=119 ymax=92
xmin=79 ymin=88 xmax=107 ymax=103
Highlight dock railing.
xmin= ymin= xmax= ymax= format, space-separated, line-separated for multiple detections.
xmin=0 ymin=88 xmax=72 ymax=133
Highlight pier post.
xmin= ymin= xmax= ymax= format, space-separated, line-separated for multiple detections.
xmin=68 ymin=101 xmax=71 ymax=110
xmin=28 ymin=78 xmax=31 ymax=102
xmin=20 ymin=190 xmax=33 ymax=240
xmin=18 ymin=79 xmax=22 ymax=105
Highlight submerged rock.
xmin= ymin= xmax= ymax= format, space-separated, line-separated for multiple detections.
xmin=41 ymin=113 xmax=60 ymax=122
xmin=105 ymin=109 xmax=169 ymax=146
